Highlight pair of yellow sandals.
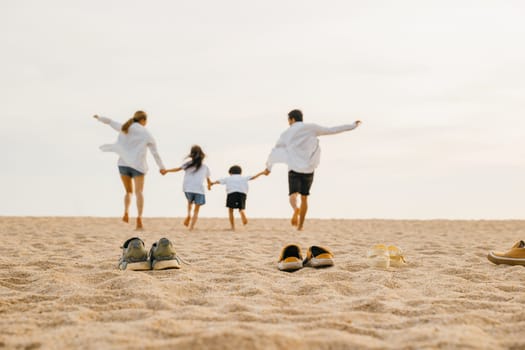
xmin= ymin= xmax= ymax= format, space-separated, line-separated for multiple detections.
xmin=367 ymin=244 xmax=407 ymax=269
xmin=278 ymin=245 xmax=334 ymax=272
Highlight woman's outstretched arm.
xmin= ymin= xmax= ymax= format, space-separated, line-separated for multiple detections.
xmin=93 ymin=115 xmax=122 ymax=132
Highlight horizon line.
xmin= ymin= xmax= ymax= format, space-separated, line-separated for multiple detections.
xmin=1 ymin=215 xmax=523 ymax=221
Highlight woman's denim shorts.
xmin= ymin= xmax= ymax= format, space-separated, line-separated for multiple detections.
xmin=118 ymin=166 xmax=144 ymax=178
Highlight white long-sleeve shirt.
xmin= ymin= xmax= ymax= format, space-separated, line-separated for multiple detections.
xmin=266 ymin=121 xmax=358 ymax=174
xmin=97 ymin=117 xmax=165 ymax=174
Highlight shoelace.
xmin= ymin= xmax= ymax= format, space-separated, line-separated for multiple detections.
xmin=173 ymin=254 xmax=191 ymax=265
xmin=152 ymin=252 xmax=191 ymax=265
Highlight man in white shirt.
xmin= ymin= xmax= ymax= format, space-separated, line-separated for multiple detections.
xmin=265 ymin=109 xmax=361 ymax=230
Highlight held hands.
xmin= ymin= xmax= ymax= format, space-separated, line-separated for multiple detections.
xmin=160 ymin=169 xmax=167 ymax=175
xmin=263 ymin=169 xmax=271 ymax=176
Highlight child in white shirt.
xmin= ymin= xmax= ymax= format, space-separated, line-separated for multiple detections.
xmin=164 ymin=145 xmax=211 ymax=231
xmin=211 ymin=165 xmax=266 ymax=231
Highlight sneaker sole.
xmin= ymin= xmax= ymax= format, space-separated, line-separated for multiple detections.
xmin=152 ymin=260 xmax=181 ymax=270
xmin=125 ymin=261 xmax=151 ymax=271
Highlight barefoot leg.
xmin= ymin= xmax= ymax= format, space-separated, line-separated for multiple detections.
xmin=240 ymin=209 xmax=248 ymax=225
xmin=289 ymin=193 xmax=299 ymax=226
xmin=291 ymin=208 xmax=300 ymax=227
xmin=184 ymin=201 xmax=192 ymax=227
xmin=133 ymin=176 xmax=145 ymax=230
xmin=228 ymin=208 xmax=235 ymax=231
xmin=189 ymin=204 xmax=201 ymax=230
xmin=119 ymin=175 xmax=133 ymax=223
xmin=136 ymin=217 xmax=143 ymax=230
xmin=297 ymin=195 xmax=308 ymax=231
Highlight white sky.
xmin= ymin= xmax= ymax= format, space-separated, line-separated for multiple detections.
xmin=1 ymin=0 xmax=524 ymax=219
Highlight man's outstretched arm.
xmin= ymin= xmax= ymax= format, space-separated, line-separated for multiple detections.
xmin=314 ymin=120 xmax=362 ymax=136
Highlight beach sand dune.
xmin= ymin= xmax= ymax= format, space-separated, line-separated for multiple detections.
xmin=1 ymin=217 xmax=524 ymax=349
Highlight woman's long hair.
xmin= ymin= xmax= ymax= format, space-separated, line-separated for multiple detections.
xmin=185 ymin=145 xmax=205 ymax=171
xmin=121 ymin=110 xmax=147 ymax=134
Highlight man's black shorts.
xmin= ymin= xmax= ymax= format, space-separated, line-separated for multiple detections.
xmin=226 ymin=192 xmax=247 ymax=209
xmin=288 ymin=170 xmax=314 ymax=196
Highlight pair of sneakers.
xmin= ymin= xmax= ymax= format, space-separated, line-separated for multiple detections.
xmin=118 ymin=237 xmax=188 ymax=271
xmin=278 ymin=244 xmax=334 ymax=272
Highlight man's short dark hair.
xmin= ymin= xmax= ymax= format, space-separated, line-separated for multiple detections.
xmin=288 ymin=109 xmax=303 ymax=122
xmin=229 ymin=165 xmax=242 ymax=175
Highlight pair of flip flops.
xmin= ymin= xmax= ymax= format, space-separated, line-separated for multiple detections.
xmin=118 ymin=237 xmax=189 ymax=271
xmin=487 ymin=240 xmax=525 ymax=266
xmin=366 ymin=244 xmax=406 ymax=268
xmin=278 ymin=244 xmax=334 ymax=272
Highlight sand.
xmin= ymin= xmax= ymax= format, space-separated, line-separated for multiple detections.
xmin=1 ymin=217 xmax=524 ymax=349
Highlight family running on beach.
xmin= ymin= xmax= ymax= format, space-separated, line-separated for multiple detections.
xmin=93 ymin=110 xmax=362 ymax=231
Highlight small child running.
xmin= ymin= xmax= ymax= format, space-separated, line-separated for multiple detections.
xmin=163 ymin=145 xmax=211 ymax=231
xmin=211 ymin=165 xmax=267 ymax=231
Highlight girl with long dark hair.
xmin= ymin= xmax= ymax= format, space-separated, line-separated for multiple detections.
xmin=163 ymin=145 xmax=212 ymax=230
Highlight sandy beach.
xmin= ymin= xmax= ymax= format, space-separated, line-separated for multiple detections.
xmin=1 ymin=217 xmax=524 ymax=349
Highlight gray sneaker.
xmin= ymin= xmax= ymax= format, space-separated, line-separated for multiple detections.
xmin=149 ymin=238 xmax=186 ymax=270
xmin=118 ymin=237 xmax=150 ymax=271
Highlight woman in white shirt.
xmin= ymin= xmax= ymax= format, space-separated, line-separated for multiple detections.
xmin=94 ymin=111 xmax=166 ymax=230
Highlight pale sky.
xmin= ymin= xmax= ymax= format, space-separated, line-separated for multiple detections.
xmin=2 ymin=0 xmax=524 ymax=219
